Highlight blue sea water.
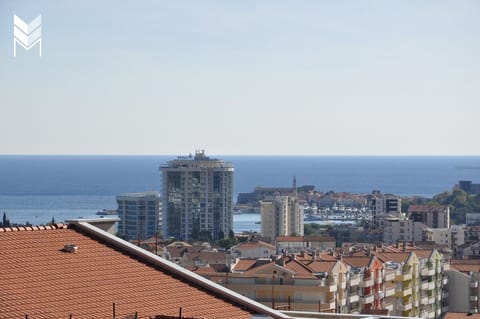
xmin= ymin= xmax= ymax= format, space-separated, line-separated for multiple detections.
xmin=1 ymin=155 xmax=480 ymax=228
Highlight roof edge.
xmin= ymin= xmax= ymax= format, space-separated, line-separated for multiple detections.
xmin=71 ymin=221 xmax=290 ymax=319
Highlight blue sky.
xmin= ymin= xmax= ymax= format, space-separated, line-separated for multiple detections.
xmin=0 ymin=0 xmax=479 ymax=155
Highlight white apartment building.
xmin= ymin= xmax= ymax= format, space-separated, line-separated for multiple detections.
xmin=116 ymin=191 xmax=161 ymax=241
xmin=368 ymin=193 xmax=402 ymax=228
xmin=408 ymin=205 xmax=450 ymax=229
xmin=261 ymin=195 xmax=304 ymax=242
xmin=160 ymin=150 xmax=234 ymax=241
xmin=383 ymin=217 xmax=425 ymax=244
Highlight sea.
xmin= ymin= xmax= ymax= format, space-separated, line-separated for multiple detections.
xmin=1 ymin=155 xmax=480 ymax=232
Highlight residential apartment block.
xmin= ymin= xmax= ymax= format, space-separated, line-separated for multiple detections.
xmin=447 ymin=260 xmax=480 ymax=313
xmin=116 ymin=191 xmax=161 ymax=241
xmin=261 ymin=194 xmax=304 ymax=242
xmin=160 ymin=150 xmax=234 ymax=241
xmin=195 ymin=246 xmax=449 ymax=319
xmin=408 ymin=205 xmax=450 ymax=229
xmin=368 ymin=193 xmax=402 ymax=228
xmin=276 ymin=236 xmax=336 ymax=254
xmin=383 ymin=217 xmax=425 ymax=244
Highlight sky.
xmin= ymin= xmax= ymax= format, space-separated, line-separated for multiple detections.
xmin=0 ymin=0 xmax=479 ymax=155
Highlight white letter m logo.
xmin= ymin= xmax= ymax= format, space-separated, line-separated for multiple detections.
xmin=13 ymin=14 xmax=42 ymax=57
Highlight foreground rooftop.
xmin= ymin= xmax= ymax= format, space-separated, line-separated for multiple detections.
xmin=0 ymin=223 xmax=284 ymax=319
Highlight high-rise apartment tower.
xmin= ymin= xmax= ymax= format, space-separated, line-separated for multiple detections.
xmin=260 ymin=179 xmax=304 ymax=242
xmin=116 ymin=191 xmax=162 ymax=241
xmin=160 ymin=150 xmax=234 ymax=241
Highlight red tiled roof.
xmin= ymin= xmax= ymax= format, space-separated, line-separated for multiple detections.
xmin=306 ymin=261 xmax=338 ymax=274
xmin=412 ymin=249 xmax=435 ymax=260
xmin=444 ymin=313 xmax=480 ymax=319
xmin=237 ymin=241 xmax=275 ymax=250
xmin=342 ymin=256 xmax=372 ymax=268
xmin=233 ymin=259 xmax=258 ymax=272
xmin=449 ymin=264 xmax=480 ymax=273
xmin=451 ymin=259 xmax=480 ymax=265
xmin=284 ymin=259 xmax=315 ymax=277
xmin=0 ymin=223 xmax=287 ymax=319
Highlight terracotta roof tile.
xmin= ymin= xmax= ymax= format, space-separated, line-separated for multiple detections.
xmin=0 ymin=225 xmax=270 ymax=319
xmin=450 ymin=264 xmax=480 ymax=273
xmin=276 ymin=236 xmax=304 ymax=242
xmin=306 ymin=261 xmax=337 ymax=273
xmin=444 ymin=313 xmax=480 ymax=319
xmin=413 ymin=249 xmax=435 ymax=259
xmin=233 ymin=259 xmax=258 ymax=272
xmin=236 ymin=241 xmax=275 ymax=250
xmin=342 ymin=256 xmax=372 ymax=268
xmin=284 ymin=259 xmax=314 ymax=276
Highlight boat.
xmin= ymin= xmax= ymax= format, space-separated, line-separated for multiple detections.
xmin=96 ymin=209 xmax=118 ymax=216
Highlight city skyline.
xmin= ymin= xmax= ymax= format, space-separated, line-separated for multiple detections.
xmin=1 ymin=1 xmax=479 ymax=156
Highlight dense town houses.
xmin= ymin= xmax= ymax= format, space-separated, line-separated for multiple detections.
xmin=182 ymin=239 xmax=452 ymax=319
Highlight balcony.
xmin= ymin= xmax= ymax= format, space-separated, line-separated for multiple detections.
xmin=349 ymin=274 xmax=360 ymax=286
xmin=360 ymin=294 xmax=374 ymax=304
xmin=340 ymin=280 xmax=347 ymax=289
xmin=384 ymin=270 xmax=396 ymax=282
xmin=383 ymin=301 xmax=394 ymax=311
xmin=470 ymin=295 xmax=478 ymax=301
xmin=339 ymin=297 xmax=346 ymax=306
xmin=428 ymin=282 xmax=435 ymax=290
xmin=420 ymin=295 xmax=429 ymax=305
xmin=349 ymin=293 xmax=360 ymax=303
xmin=421 ymin=281 xmax=429 ymax=290
xmin=421 ymin=268 xmax=435 ymax=277
xmin=471 ymin=281 xmax=479 ymax=288
xmin=375 ymin=276 xmax=383 ymax=284
xmin=398 ymin=302 xmax=412 ymax=311
xmin=320 ymin=302 xmax=336 ymax=310
xmin=385 ymin=286 xmax=395 ymax=297
xmin=319 ymin=278 xmax=337 ymax=292
xmin=396 ymin=287 xmax=412 ymax=297
xmin=360 ymin=277 xmax=374 ymax=288
xmin=436 ymin=294 xmax=442 ymax=302
xmin=396 ymin=272 xmax=412 ymax=281
xmin=436 ymin=308 xmax=442 ymax=316
xmin=428 ymin=297 xmax=435 ymax=304
xmin=428 ymin=311 xmax=435 ymax=319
